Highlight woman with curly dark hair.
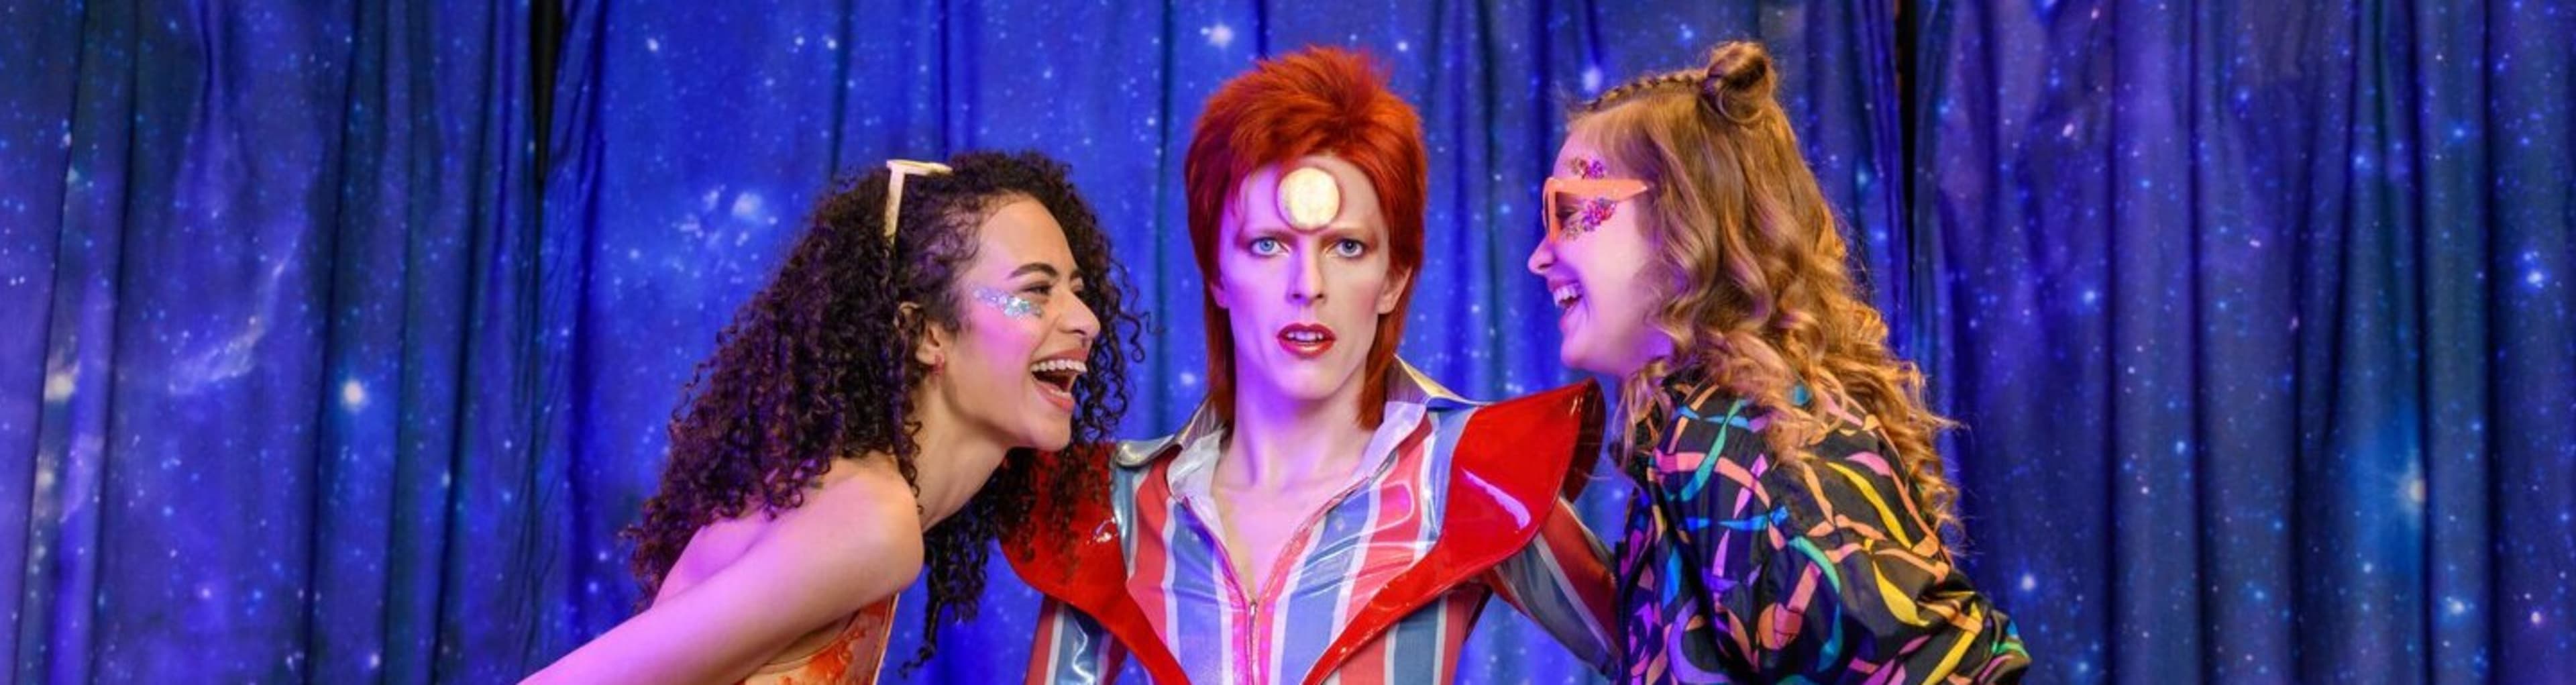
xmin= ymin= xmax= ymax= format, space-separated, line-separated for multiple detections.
xmin=1525 ymin=43 xmax=2027 ymax=682
xmin=527 ymin=151 xmax=1141 ymax=684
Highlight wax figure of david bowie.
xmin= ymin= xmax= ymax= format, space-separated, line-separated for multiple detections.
xmin=1002 ymin=47 xmax=1621 ymax=684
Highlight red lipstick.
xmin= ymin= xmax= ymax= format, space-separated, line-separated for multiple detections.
xmin=1277 ymin=323 xmax=1336 ymax=358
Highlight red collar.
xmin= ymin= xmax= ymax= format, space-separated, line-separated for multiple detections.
xmin=1297 ymin=380 xmax=1601 ymax=684
xmin=1004 ymin=380 xmax=1603 ymax=685
xmin=1001 ymin=444 xmax=1191 ymax=684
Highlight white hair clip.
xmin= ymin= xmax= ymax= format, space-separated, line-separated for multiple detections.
xmin=883 ymin=158 xmax=955 ymax=241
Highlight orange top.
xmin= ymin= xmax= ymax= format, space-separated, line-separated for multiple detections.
xmin=740 ymin=597 xmax=899 ymax=685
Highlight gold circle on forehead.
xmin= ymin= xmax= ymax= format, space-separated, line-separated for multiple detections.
xmin=1276 ymin=166 xmax=1342 ymax=229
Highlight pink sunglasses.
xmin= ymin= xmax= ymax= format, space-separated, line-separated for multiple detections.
xmin=1542 ymin=176 xmax=1650 ymax=241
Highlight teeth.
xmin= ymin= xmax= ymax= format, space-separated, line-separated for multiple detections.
xmin=1285 ymin=330 xmax=1325 ymax=342
xmin=1029 ymin=359 xmax=1088 ymax=374
xmin=1552 ymin=284 xmax=1583 ymax=307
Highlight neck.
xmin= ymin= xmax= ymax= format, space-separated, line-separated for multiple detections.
xmin=900 ymin=388 xmax=1010 ymax=529
xmin=1218 ymin=364 xmax=1378 ymax=489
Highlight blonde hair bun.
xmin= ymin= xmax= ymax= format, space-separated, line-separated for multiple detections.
xmin=1699 ymin=41 xmax=1775 ymax=123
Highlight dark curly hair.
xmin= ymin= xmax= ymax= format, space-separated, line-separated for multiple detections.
xmin=620 ymin=151 xmax=1142 ymax=672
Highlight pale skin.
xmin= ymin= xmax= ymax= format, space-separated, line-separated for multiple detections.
xmin=1205 ymin=155 xmax=1412 ymax=592
xmin=525 ymin=198 xmax=1099 ymax=684
xmin=1526 ymin=130 xmax=1675 ymax=378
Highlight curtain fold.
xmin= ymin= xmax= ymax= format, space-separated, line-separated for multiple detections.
xmin=1 ymin=1 xmax=2565 ymax=683
xmin=1911 ymin=0 xmax=2575 ymax=682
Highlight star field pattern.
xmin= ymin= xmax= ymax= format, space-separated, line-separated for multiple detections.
xmin=1912 ymin=0 xmax=2575 ymax=682
xmin=534 ymin=1 xmax=1902 ymax=682
xmin=4 ymin=2 xmax=545 ymax=684
xmin=3 ymin=0 xmax=2567 ymax=684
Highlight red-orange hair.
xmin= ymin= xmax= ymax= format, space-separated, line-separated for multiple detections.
xmin=1183 ymin=47 xmax=1428 ymax=429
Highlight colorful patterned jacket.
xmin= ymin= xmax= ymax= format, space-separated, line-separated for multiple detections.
xmin=1613 ymin=371 xmax=2029 ymax=683
xmin=1005 ymin=363 xmax=1619 ymax=684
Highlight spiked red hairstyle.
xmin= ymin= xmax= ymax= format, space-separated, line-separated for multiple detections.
xmin=1183 ymin=47 xmax=1428 ymax=429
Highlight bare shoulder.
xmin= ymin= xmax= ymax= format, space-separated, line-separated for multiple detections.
xmin=526 ymin=458 xmax=926 ymax=684
xmin=647 ymin=456 xmax=924 ymax=627
xmin=762 ymin=457 xmax=925 ymax=587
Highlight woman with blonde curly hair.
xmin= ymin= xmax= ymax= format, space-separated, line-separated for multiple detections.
xmin=1527 ymin=42 xmax=2029 ymax=683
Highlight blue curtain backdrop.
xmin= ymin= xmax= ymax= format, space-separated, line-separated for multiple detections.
xmin=0 ymin=1 xmax=2565 ymax=684
xmin=1911 ymin=1 xmax=2575 ymax=682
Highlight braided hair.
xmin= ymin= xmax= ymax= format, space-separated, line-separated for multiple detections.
xmin=1574 ymin=42 xmax=1966 ymax=542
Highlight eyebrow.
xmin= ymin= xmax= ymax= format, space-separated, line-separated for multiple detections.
xmin=1009 ymin=262 xmax=1065 ymax=279
xmin=1239 ymin=224 xmax=1363 ymax=242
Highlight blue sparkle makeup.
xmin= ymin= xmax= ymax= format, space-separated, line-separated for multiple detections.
xmin=973 ymin=286 xmax=1042 ymax=319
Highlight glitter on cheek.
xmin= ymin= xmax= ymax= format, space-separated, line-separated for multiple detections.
xmin=1562 ymin=197 xmax=1618 ymax=239
xmin=1552 ymin=157 xmax=1617 ymax=240
xmin=972 ymin=286 xmax=1042 ymax=320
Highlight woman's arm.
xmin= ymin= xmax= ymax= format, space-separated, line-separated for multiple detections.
xmin=522 ymin=470 xmax=924 ymax=685
xmin=1653 ymin=389 xmax=2025 ymax=683
xmin=1485 ymin=497 xmax=1621 ymax=674
xmin=1024 ymin=596 xmax=1128 ymax=684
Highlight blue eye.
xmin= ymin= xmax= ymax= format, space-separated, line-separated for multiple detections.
xmin=1250 ymin=237 xmax=1286 ymax=256
xmin=1330 ymin=239 xmax=1366 ymax=258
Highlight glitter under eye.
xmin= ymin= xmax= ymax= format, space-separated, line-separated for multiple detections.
xmin=1562 ymin=197 xmax=1619 ymax=238
xmin=973 ymin=286 xmax=1042 ymax=319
